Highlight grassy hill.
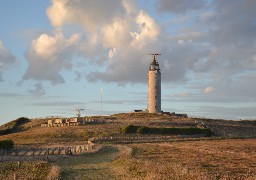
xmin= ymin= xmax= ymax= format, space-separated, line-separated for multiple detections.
xmin=0 ymin=113 xmax=255 ymax=146
xmin=0 ymin=117 xmax=31 ymax=135
xmin=0 ymin=113 xmax=197 ymax=146
xmin=1 ymin=113 xmax=256 ymax=179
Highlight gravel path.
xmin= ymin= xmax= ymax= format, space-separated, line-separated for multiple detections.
xmin=57 ymin=146 xmax=119 ymax=180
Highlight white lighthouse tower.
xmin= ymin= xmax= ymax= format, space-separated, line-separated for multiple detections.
xmin=148 ymin=53 xmax=161 ymax=113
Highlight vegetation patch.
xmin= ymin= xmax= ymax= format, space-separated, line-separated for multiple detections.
xmin=112 ymin=154 xmax=208 ymax=180
xmin=122 ymin=140 xmax=256 ymax=179
xmin=0 ymin=139 xmax=14 ymax=150
xmin=120 ymin=125 xmax=212 ymax=136
xmin=0 ymin=117 xmax=30 ymax=135
xmin=0 ymin=129 xmax=12 ymax=136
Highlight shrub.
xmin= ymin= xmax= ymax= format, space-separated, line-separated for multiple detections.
xmin=0 ymin=140 xmax=14 ymax=150
xmin=120 ymin=125 xmax=137 ymax=133
xmin=136 ymin=126 xmax=150 ymax=134
xmin=15 ymin=117 xmax=30 ymax=126
xmin=120 ymin=125 xmax=212 ymax=136
xmin=0 ymin=117 xmax=30 ymax=135
xmin=0 ymin=128 xmax=12 ymax=135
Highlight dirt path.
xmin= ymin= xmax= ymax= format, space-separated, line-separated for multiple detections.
xmin=57 ymin=146 xmax=119 ymax=180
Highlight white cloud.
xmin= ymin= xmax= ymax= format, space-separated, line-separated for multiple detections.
xmin=23 ymin=0 xmax=256 ymax=100
xmin=6 ymin=0 xmax=253 ymax=120
xmin=108 ymin=48 xmax=117 ymax=59
xmin=131 ymin=10 xmax=160 ymax=47
xmin=157 ymin=0 xmax=206 ymax=14
xmin=0 ymin=41 xmax=15 ymax=81
xmin=86 ymin=8 xmax=163 ymax=84
xmin=35 ymin=0 xmax=162 ymax=84
xmin=204 ymin=86 xmax=216 ymax=94
xmin=103 ymin=17 xmax=133 ymax=48
xmin=47 ymin=0 xmax=125 ymax=31
xmin=32 ymin=32 xmax=79 ymax=59
xmin=47 ymin=0 xmax=68 ymax=27
xmin=23 ymin=31 xmax=80 ymax=84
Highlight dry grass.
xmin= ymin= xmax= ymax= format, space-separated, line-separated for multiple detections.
xmin=0 ymin=115 xmax=196 ymax=146
xmin=47 ymin=165 xmax=61 ymax=180
xmin=113 ymin=155 xmax=208 ymax=180
xmin=0 ymin=161 xmax=51 ymax=180
xmin=1 ymin=115 xmax=256 ymax=179
xmin=112 ymin=139 xmax=256 ymax=179
xmin=0 ymin=123 xmax=123 ymax=146
xmin=0 ymin=139 xmax=255 ymax=179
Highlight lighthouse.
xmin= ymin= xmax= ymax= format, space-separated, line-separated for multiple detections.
xmin=148 ymin=53 xmax=161 ymax=113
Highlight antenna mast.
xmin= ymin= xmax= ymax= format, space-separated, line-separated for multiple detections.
xmin=74 ymin=108 xmax=84 ymax=118
xmin=100 ymin=87 xmax=103 ymax=116
xmin=148 ymin=53 xmax=161 ymax=62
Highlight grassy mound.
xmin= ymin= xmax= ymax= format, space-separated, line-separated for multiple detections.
xmin=0 ymin=117 xmax=30 ymax=135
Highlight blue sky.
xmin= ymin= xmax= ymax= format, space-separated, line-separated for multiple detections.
xmin=0 ymin=0 xmax=256 ymax=124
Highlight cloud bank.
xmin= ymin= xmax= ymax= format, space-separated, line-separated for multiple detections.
xmin=0 ymin=41 xmax=15 ymax=81
xmin=21 ymin=0 xmax=256 ymax=104
xmin=23 ymin=31 xmax=80 ymax=84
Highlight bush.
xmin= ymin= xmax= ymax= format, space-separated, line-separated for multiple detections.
xmin=136 ymin=126 xmax=150 ymax=134
xmin=0 ymin=128 xmax=12 ymax=135
xmin=120 ymin=125 xmax=212 ymax=136
xmin=0 ymin=140 xmax=14 ymax=150
xmin=120 ymin=125 xmax=137 ymax=133
xmin=15 ymin=117 xmax=30 ymax=126
xmin=0 ymin=117 xmax=30 ymax=135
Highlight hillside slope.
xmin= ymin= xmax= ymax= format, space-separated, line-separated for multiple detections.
xmin=0 ymin=113 xmax=255 ymax=146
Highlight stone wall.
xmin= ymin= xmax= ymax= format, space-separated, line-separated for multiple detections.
xmin=91 ymin=134 xmax=213 ymax=144
xmin=0 ymin=143 xmax=96 ymax=162
xmin=200 ymin=119 xmax=256 ymax=138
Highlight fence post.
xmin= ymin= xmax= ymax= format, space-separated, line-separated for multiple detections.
xmin=17 ymin=161 xmax=21 ymax=169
